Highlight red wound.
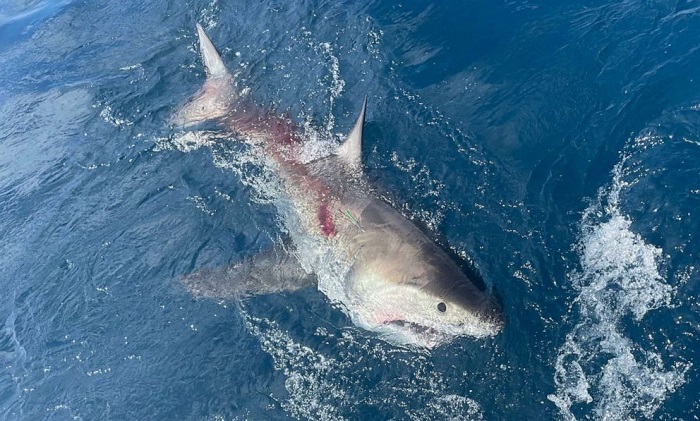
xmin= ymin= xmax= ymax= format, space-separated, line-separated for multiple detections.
xmin=318 ymin=201 xmax=336 ymax=237
xmin=266 ymin=112 xmax=301 ymax=145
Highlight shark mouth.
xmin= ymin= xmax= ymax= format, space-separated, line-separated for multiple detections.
xmin=381 ymin=320 xmax=450 ymax=348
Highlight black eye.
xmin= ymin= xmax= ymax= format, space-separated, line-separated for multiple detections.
xmin=437 ymin=302 xmax=447 ymax=313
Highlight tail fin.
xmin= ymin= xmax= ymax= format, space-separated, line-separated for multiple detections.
xmin=196 ymin=23 xmax=228 ymax=78
xmin=171 ymin=24 xmax=236 ymax=128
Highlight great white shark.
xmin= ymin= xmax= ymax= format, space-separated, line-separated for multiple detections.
xmin=175 ymin=24 xmax=505 ymax=348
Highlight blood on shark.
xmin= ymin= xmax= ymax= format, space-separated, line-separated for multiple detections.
xmin=175 ymin=24 xmax=505 ymax=348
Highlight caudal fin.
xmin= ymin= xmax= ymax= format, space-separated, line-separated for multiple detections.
xmin=196 ymin=23 xmax=228 ymax=78
xmin=171 ymin=24 xmax=237 ymax=128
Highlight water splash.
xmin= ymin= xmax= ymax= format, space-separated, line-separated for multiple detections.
xmin=243 ymin=313 xmax=483 ymax=420
xmin=548 ymin=134 xmax=690 ymax=419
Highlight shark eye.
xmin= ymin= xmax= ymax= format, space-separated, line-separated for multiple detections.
xmin=437 ymin=302 xmax=447 ymax=313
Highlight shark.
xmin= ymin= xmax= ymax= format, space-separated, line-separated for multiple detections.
xmin=174 ymin=24 xmax=505 ymax=348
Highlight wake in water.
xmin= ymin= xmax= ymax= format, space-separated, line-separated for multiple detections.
xmin=0 ymin=308 xmax=25 ymax=419
xmin=243 ymin=311 xmax=483 ymax=420
xmin=548 ymin=134 xmax=690 ymax=419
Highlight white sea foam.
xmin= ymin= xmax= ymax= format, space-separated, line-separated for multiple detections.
xmin=243 ymin=313 xmax=483 ymax=420
xmin=153 ymin=131 xmax=219 ymax=153
xmin=297 ymin=119 xmax=337 ymax=164
xmin=290 ymin=27 xmax=348 ymax=137
xmin=548 ymin=136 xmax=690 ymax=419
xmin=98 ymin=105 xmax=133 ymax=128
xmin=198 ymin=0 xmax=219 ymax=32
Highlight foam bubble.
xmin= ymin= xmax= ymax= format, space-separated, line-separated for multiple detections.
xmin=297 ymin=119 xmax=337 ymax=163
xmin=243 ymin=313 xmax=483 ymax=420
xmin=548 ymin=138 xmax=690 ymax=419
xmin=290 ymin=30 xmax=348 ymax=135
xmin=99 ymin=105 xmax=133 ymax=128
xmin=198 ymin=0 xmax=220 ymax=32
xmin=153 ymin=131 xmax=220 ymax=153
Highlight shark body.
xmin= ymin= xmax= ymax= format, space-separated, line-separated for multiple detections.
xmin=176 ymin=24 xmax=505 ymax=348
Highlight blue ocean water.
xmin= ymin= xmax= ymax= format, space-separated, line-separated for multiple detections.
xmin=1 ymin=0 xmax=698 ymax=419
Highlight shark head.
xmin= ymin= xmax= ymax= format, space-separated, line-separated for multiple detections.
xmin=345 ymin=257 xmax=506 ymax=348
xmin=338 ymin=198 xmax=505 ymax=349
xmin=362 ymin=289 xmax=505 ymax=349
xmin=374 ymin=269 xmax=505 ymax=349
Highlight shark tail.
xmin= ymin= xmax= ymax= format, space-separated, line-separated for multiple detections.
xmin=171 ymin=24 xmax=238 ymax=128
xmin=196 ymin=23 xmax=228 ymax=78
xmin=172 ymin=24 xmax=302 ymax=147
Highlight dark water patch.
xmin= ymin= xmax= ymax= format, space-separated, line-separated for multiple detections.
xmin=0 ymin=0 xmax=74 ymax=51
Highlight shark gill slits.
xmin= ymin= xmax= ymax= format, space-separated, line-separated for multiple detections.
xmin=437 ymin=302 xmax=447 ymax=313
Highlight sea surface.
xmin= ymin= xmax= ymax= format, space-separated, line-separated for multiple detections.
xmin=1 ymin=0 xmax=699 ymax=419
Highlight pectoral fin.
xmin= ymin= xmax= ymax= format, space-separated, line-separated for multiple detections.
xmin=181 ymin=243 xmax=316 ymax=300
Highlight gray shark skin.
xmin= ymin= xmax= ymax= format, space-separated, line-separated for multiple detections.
xmin=175 ymin=24 xmax=505 ymax=348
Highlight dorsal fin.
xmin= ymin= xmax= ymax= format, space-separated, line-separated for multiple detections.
xmin=337 ymin=96 xmax=367 ymax=169
xmin=196 ymin=23 xmax=228 ymax=78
